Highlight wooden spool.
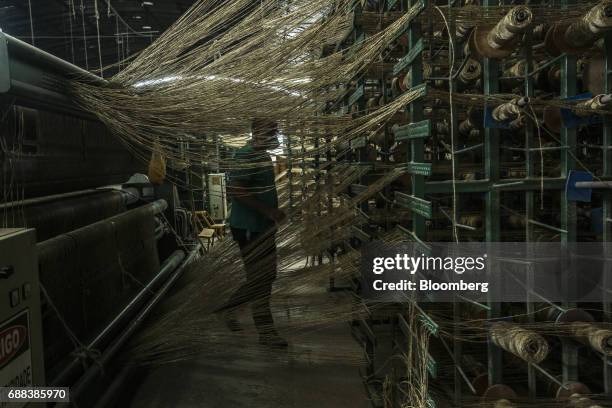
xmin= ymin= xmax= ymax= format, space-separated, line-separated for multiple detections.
xmin=482 ymin=384 xmax=518 ymax=406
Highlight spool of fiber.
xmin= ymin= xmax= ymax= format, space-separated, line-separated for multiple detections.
xmin=490 ymin=321 xmax=550 ymax=363
xmin=458 ymin=58 xmax=482 ymax=87
xmin=567 ymin=394 xmax=603 ymax=408
xmin=567 ymin=322 xmax=612 ymax=356
xmin=469 ymin=6 xmax=533 ymax=58
xmin=487 ymin=6 xmax=533 ymax=50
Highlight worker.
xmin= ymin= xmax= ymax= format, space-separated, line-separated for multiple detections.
xmin=218 ymin=118 xmax=288 ymax=348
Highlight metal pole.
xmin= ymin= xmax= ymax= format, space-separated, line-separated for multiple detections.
xmin=575 ymin=181 xmax=612 ymax=189
xmin=69 ymin=245 xmax=200 ymax=401
xmin=49 ymin=249 xmax=186 ymax=386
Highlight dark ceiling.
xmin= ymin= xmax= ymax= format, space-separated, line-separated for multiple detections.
xmin=0 ymin=0 xmax=198 ymax=77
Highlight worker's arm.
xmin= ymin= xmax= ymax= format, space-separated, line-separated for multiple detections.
xmin=228 ymin=181 xmax=285 ymax=222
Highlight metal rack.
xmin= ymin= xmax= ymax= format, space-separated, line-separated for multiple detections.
xmin=325 ymin=0 xmax=612 ymax=406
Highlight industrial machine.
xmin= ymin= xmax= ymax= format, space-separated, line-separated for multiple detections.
xmin=0 ymin=32 xmax=141 ymax=199
xmin=0 ymin=229 xmax=45 ymax=390
xmin=207 ymin=173 xmax=228 ymax=221
xmin=0 ymin=31 xmax=202 ymax=406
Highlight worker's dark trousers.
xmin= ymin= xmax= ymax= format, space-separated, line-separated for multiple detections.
xmin=224 ymin=227 xmax=278 ymax=334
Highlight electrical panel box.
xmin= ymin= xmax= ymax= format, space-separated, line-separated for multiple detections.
xmin=207 ymin=173 xmax=227 ymax=221
xmin=0 ymin=229 xmax=45 ymax=393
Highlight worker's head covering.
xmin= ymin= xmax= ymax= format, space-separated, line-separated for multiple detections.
xmin=251 ymin=118 xmax=279 ymax=150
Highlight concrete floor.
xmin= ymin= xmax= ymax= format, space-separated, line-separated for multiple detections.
xmin=129 ymin=255 xmax=370 ymax=408
xmin=129 ymin=324 xmax=368 ymax=407
xmin=129 ymin=318 xmax=369 ymax=408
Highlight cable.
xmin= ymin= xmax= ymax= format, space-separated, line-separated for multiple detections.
xmin=94 ymin=0 xmax=105 ymax=78
xmin=435 ymin=5 xmax=459 ymax=243
xmin=27 ymin=0 xmax=35 ymax=46
xmin=80 ymin=0 xmax=89 ymax=71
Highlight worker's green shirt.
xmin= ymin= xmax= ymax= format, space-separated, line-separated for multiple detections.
xmin=228 ymin=143 xmax=278 ymax=232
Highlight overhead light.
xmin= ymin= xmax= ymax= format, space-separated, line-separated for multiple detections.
xmin=142 ymin=26 xmax=152 ymax=30
xmin=133 ymin=15 xmax=142 ymax=20
xmin=142 ymin=1 xmax=154 ymax=6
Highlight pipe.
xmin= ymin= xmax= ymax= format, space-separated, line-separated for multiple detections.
xmin=1 ymin=189 xmax=141 ymax=242
xmin=69 ymin=244 xmax=201 ymax=402
xmin=37 ymin=199 xmax=167 ymax=259
xmin=49 ymin=248 xmax=186 ymax=387
xmin=575 ymin=180 xmax=612 ymax=189
xmin=0 ymin=186 xmax=139 ymax=211
xmin=3 ymin=32 xmax=104 ymax=85
xmin=0 ymin=189 xmax=102 ymax=211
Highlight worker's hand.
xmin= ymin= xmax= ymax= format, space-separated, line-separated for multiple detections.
xmin=268 ymin=208 xmax=286 ymax=223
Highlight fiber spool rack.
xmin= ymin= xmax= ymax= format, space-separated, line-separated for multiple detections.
xmin=329 ymin=0 xmax=612 ymax=407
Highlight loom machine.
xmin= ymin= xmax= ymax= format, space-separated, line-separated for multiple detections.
xmin=0 ymin=32 xmax=200 ymax=406
xmin=304 ymin=0 xmax=612 ymax=407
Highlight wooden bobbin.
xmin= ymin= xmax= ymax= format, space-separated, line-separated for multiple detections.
xmin=555 ymin=381 xmax=592 ymax=400
xmin=483 ymin=384 xmax=518 ymax=408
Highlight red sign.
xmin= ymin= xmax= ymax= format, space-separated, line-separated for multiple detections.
xmin=0 ymin=325 xmax=27 ymax=368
